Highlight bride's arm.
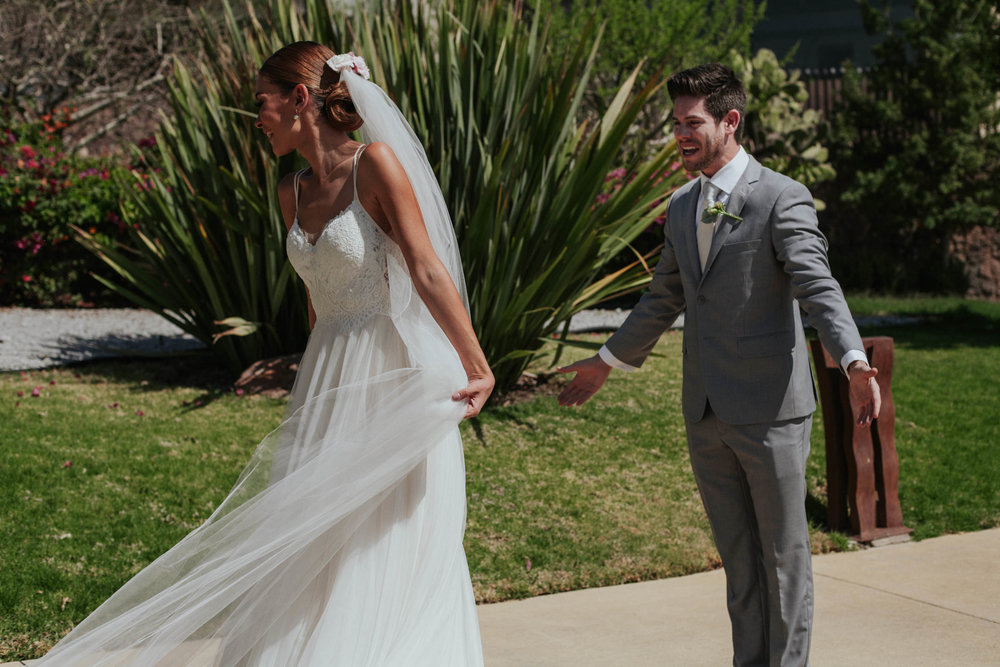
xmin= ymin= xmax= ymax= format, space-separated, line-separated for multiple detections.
xmin=357 ymin=142 xmax=494 ymax=417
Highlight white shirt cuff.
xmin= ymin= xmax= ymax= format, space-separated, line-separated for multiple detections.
xmin=599 ymin=345 xmax=638 ymax=372
xmin=840 ymin=349 xmax=868 ymax=375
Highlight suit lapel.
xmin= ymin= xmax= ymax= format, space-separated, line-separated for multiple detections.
xmin=701 ymin=157 xmax=761 ymax=278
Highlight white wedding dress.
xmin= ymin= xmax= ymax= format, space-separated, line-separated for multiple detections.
xmin=38 ymin=146 xmax=484 ymax=666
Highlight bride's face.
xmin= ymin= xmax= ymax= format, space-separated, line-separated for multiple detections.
xmin=254 ymin=76 xmax=298 ymax=156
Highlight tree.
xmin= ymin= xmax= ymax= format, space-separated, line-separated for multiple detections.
xmin=531 ymin=0 xmax=764 ymax=155
xmin=0 ymin=0 xmax=211 ymax=153
xmin=821 ymin=0 xmax=1000 ymax=292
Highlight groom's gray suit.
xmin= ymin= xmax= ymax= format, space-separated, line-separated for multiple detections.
xmin=604 ymin=154 xmax=863 ymax=666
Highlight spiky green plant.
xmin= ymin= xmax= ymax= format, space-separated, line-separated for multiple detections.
xmin=354 ymin=0 xmax=687 ymax=389
xmin=81 ymin=0 xmax=685 ymax=392
xmin=76 ymin=2 xmax=333 ymax=372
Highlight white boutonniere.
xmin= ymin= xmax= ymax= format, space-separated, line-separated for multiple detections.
xmin=701 ymin=200 xmax=743 ymax=224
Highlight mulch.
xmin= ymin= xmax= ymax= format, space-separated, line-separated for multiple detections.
xmin=234 ymin=354 xmax=301 ymax=398
xmin=233 ymin=354 xmax=566 ymax=406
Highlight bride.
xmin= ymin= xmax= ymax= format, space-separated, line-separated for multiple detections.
xmin=38 ymin=42 xmax=494 ymax=666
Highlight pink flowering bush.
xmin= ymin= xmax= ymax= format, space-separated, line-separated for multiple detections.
xmin=0 ymin=105 xmax=155 ymax=306
xmin=597 ymin=159 xmax=692 ymax=230
xmin=593 ymin=158 xmax=692 ymax=296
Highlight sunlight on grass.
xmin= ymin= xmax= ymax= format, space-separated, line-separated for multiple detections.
xmin=848 ymin=297 xmax=1000 ymax=539
xmin=462 ymin=331 xmax=842 ymax=603
xmin=2 ymin=296 xmax=998 ymax=660
xmin=0 ymin=359 xmax=287 ymax=659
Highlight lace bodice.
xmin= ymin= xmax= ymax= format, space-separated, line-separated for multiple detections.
xmin=286 ymin=147 xmax=396 ymax=328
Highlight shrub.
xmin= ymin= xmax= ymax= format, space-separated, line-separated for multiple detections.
xmin=729 ymin=49 xmax=835 ymax=198
xmin=0 ymin=106 xmax=148 ymax=306
xmin=77 ymin=5 xmax=312 ymax=374
xmin=532 ymin=0 xmax=764 ymax=159
xmin=82 ymin=0 xmax=687 ymax=394
xmin=359 ymin=0 xmax=689 ymax=390
xmin=820 ymin=0 xmax=1000 ymax=292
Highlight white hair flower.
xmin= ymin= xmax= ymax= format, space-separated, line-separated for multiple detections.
xmin=326 ymin=52 xmax=370 ymax=80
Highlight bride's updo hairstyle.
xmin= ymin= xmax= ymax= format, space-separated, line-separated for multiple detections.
xmin=259 ymin=41 xmax=363 ymax=133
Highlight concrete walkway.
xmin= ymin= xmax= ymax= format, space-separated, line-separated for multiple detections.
xmin=5 ymin=530 xmax=996 ymax=666
xmin=478 ymin=528 xmax=1000 ymax=666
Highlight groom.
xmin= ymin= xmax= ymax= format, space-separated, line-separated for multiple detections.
xmin=558 ymin=64 xmax=880 ymax=666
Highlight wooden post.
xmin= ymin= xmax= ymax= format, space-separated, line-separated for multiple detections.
xmin=809 ymin=336 xmax=911 ymax=543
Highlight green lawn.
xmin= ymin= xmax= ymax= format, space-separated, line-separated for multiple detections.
xmin=2 ymin=296 xmax=998 ymax=661
xmin=846 ymin=298 xmax=1000 ymax=539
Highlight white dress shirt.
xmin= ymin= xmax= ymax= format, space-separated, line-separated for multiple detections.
xmin=696 ymin=146 xmax=749 ymax=215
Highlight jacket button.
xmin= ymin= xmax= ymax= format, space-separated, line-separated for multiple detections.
xmin=697 ymin=295 xmax=707 ymax=305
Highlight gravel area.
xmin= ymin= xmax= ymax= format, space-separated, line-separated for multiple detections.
xmin=567 ymin=310 xmax=921 ymax=332
xmin=1 ymin=306 xmax=915 ymax=373
xmin=565 ymin=308 xmax=684 ymax=333
xmin=0 ymin=308 xmax=205 ymax=372
xmin=1 ymin=307 xmax=664 ymax=372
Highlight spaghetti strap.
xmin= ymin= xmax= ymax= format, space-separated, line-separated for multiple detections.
xmin=352 ymin=144 xmax=368 ymax=201
xmin=292 ymin=168 xmax=308 ymax=219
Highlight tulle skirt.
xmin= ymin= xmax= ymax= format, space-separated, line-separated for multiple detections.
xmin=39 ymin=314 xmax=483 ymax=666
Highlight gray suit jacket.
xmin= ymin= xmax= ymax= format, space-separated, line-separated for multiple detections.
xmin=605 ymin=156 xmax=863 ymax=425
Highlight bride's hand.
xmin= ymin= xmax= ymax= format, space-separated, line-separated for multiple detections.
xmin=453 ymin=373 xmax=495 ymax=419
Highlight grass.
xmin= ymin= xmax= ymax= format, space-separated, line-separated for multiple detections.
xmin=2 ymin=295 xmax=998 ymax=660
xmin=844 ymin=296 xmax=1000 ymax=539
xmin=0 ymin=360 xmax=287 ymax=658
xmin=466 ymin=330 xmax=719 ymax=603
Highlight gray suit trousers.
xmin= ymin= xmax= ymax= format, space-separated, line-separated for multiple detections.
xmin=686 ymin=404 xmax=813 ymax=667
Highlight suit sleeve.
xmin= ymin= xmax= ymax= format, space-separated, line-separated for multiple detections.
xmin=603 ymin=198 xmax=687 ymax=368
xmin=770 ymin=180 xmax=863 ymax=365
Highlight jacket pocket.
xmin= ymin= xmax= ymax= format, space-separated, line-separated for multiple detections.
xmin=716 ymin=239 xmax=761 ymax=256
xmin=737 ymin=329 xmax=795 ymax=358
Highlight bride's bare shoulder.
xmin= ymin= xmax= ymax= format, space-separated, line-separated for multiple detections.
xmin=358 ymin=142 xmax=407 ymax=189
xmin=361 ymin=141 xmax=401 ymax=167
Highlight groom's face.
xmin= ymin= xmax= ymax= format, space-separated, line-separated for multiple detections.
xmin=672 ymin=96 xmax=728 ymax=176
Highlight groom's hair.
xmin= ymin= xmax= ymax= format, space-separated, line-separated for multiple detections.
xmin=667 ymin=64 xmax=746 ymax=141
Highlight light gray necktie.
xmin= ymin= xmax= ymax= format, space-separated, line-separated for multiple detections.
xmin=698 ymin=181 xmax=721 ymax=270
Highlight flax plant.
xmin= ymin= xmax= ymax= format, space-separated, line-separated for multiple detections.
xmin=80 ymin=0 xmax=686 ymax=392
xmin=357 ymin=0 xmax=687 ymax=390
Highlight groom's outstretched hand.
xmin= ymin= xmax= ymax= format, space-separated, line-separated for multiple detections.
xmin=847 ymin=361 xmax=881 ymax=427
xmin=557 ymin=355 xmax=612 ymax=406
